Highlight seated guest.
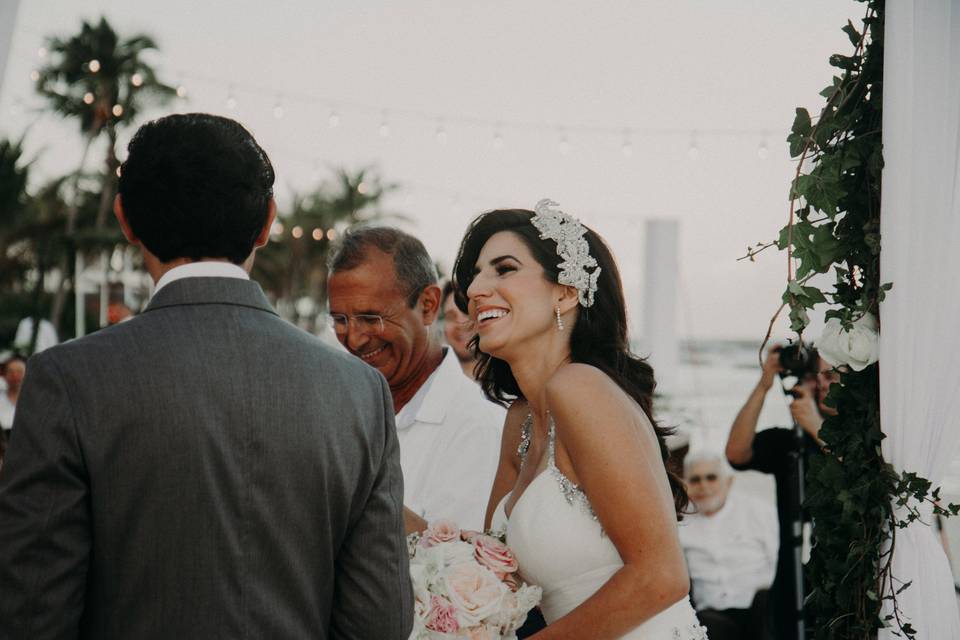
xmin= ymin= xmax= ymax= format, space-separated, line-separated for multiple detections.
xmin=326 ymin=227 xmax=504 ymax=532
xmin=679 ymin=450 xmax=778 ymax=640
xmin=440 ymin=280 xmax=479 ymax=379
xmin=0 ymin=353 xmax=26 ymax=436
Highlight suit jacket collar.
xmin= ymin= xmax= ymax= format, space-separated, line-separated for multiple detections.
xmin=143 ymin=277 xmax=279 ymax=317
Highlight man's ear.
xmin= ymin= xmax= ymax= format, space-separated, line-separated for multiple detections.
xmin=419 ymin=283 xmax=442 ymax=326
xmin=113 ymin=195 xmax=140 ymax=245
xmin=254 ymin=199 xmax=278 ymax=248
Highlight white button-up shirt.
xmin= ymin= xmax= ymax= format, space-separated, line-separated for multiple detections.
xmin=678 ymin=490 xmax=779 ymax=611
xmin=395 ymin=348 xmax=504 ymax=531
xmin=153 ymin=261 xmax=249 ymax=294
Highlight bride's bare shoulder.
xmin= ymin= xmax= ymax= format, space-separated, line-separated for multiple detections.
xmin=545 ymin=363 xmax=650 ymax=436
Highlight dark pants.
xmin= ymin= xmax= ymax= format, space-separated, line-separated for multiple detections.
xmin=696 ymin=590 xmax=770 ymax=640
xmin=517 ymin=607 xmax=547 ymax=638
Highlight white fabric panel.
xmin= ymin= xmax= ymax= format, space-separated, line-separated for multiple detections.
xmin=879 ymin=2 xmax=960 ymax=638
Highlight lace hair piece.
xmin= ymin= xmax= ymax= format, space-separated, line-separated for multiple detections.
xmin=530 ymin=199 xmax=601 ymax=307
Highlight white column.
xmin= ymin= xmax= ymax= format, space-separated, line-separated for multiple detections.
xmin=0 ymin=0 xmax=21 ymax=99
xmin=642 ymin=219 xmax=680 ymax=394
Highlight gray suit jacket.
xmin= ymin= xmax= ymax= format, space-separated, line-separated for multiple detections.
xmin=0 ymin=277 xmax=413 ymax=639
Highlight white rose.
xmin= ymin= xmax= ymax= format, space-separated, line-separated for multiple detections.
xmin=817 ymin=313 xmax=879 ymax=371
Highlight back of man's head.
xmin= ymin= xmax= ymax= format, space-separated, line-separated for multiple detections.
xmin=118 ymin=113 xmax=275 ymax=265
xmin=328 ymin=226 xmax=438 ymax=305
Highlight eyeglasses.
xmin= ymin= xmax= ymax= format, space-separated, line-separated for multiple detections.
xmin=687 ymin=473 xmax=719 ymax=485
xmin=326 ymin=313 xmax=386 ymax=336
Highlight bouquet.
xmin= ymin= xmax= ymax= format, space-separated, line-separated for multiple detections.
xmin=408 ymin=519 xmax=542 ymax=640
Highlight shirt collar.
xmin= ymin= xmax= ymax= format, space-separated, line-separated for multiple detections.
xmin=395 ymin=347 xmax=464 ymax=429
xmin=153 ymin=262 xmax=249 ymax=296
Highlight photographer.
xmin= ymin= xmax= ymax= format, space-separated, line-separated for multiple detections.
xmin=725 ymin=343 xmax=838 ymax=640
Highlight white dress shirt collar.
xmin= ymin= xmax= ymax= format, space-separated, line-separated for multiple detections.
xmin=395 ymin=347 xmax=460 ymax=430
xmin=153 ymin=262 xmax=249 ymax=295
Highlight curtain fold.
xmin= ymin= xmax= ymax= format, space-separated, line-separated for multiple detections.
xmin=878 ymin=1 xmax=960 ymax=638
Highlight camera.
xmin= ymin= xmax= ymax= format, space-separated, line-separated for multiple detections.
xmin=778 ymin=342 xmax=819 ymax=380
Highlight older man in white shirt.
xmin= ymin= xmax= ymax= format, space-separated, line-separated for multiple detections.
xmin=327 ymin=227 xmax=503 ymax=532
xmin=679 ymin=450 xmax=778 ymax=640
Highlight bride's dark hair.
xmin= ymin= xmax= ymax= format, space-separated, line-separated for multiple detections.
xmin=452 ymin=208 xmax=689 ymax=519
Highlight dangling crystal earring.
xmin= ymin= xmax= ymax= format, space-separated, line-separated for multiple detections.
xmin=555 ymin=305 xmax=564 ymax=331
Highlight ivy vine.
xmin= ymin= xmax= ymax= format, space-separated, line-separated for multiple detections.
xmin=744 ymin=1 xmax=958 ymax=637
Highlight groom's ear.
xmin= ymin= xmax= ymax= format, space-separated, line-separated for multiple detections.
xmin=253 ymin=199 xmax=278 ymax=249
xmin=113 ymin=195 xmax=140 ymax=246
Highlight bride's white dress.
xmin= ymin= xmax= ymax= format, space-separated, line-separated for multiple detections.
xmin=492 ymin=419 xmax=707 ymax=639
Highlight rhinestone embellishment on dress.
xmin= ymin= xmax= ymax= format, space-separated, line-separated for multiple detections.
xmin=547 ymin=421 xmax=598 ymax=521
xmin=517 ymin=412 xmax=532 ymax=464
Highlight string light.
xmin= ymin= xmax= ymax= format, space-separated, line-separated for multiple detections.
xmin=112 ymin=104 xmax=124 ymax=117
xmin=271 ymin=221 xmax=284 ymax=236
xmin=131 ymin=73 xmax=143 ymax=87
xmin=29 ymin=70 xmax=39 ymax=82
xmin=757 ymin=140 xmax=769 ymax=160
xmin=328 ymin=110 xmax=340 ymax=128
xmin=621 ymin=130 xmax=634 ymax=158
xmin=176 ymin=85 xmax=188 ymax=98
xmin=492 ymin=125 xmax=504 ymax=150
xmin=83 ymin=92 xmax=95 ymax=105
xmin=88 ymin=59 xmax=100 ymax=73
xmin=311 ymin=228 xmax=323 ymax=241
xmin=115 ymin=166 xmax=122 ymax=177
xmin=357 ymin=182 xmax=368 ymax=195
xmin=326 ymin=229 xmax=336 ymax=240
xmin=687 ymin=134 xmax=700 ymax=160
xmin=37 ymin=46 xmax=47 ymax=58
xmin=291 ymin=225 xmax=303 ymax=239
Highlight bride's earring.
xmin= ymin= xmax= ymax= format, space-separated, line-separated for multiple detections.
xmin=555 ymin=305 xmax=564 ymax=331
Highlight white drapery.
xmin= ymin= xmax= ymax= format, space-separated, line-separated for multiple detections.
xmin=879 ymin=2 xmax=960 ymax=638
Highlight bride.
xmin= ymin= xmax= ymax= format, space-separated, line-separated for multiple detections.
xmin=451 ymin=200 xmax=707 ymax=639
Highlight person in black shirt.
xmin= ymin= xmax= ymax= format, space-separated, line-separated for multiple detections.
xmin=725 ymin=344 xmax=838 ymax=640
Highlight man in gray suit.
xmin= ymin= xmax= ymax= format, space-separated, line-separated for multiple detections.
xmin=0 ymin=113 xmax=413 ymax=639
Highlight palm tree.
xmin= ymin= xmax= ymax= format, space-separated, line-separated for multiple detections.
xmin=253 ymin=168 xmax=399 ymax=325
xmin=34 ymin=17 xmax=175 ymax=332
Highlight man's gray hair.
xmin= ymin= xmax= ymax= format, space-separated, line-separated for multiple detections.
xmin=328 ymin=226 xmax=438 ymax=306
xmin=683 ymin=448 xmax=734 ymax=478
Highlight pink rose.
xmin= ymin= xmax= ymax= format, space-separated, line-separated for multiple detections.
xmin=473 ymin=535 xmax=519 ymax=580
xmin=442 ymin=562 xmax=507 ymax=626
xmin=425 ymin=595 xmax=460 ymax=634
xmin=421 ymin=519 xmax=461 ymax=547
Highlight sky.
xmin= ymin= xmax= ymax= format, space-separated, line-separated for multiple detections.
xmin=0 ymin=0 xmax=861 ymax=340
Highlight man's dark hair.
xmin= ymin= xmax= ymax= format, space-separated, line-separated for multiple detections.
xmin=1 ymin=353 xmax=26 ymax=374
xmin=118 ymin=113 xmax=275 ymax=264
xmin=328 ymin=227 xmax=438 ymax=306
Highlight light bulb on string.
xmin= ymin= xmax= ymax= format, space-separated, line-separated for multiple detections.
xmin=37 ymin=47 xmax=47 ymax=58
xmin=292 ymin=225 xmax=303 ymax=239
xmin=271 ymin=221 xmax=284 ymax=236
xmin=621 ymin=131 xmax=634 ymax=158
xmin=83 ymin=92 xmax=95 ymax=105
xmin=176 ymin=84 xmax=188 ymax=99
xmin=29 ymin=70 xmax=39 ymax=82
xmin=326 ymin=229 xmax=336 ymax=240
xmin=328 ymin=110 xmax=340 ymax=128
xmin=757 ymin=140 xmax=769 ymax=160
xmin=687 ymin=134 xmax=700 ymax=160
xmin=312 ymin=228 xmax=323 ymax=241
xmin=88 ymin=59 xmax=100 ymax=73
xmin=357 ymin=182 xmax=368 ymax=195
xmin=130 ymin=73 xmax=143 ymax=87
xmin=492 ymin=124 xmax=504 ymax=150
xmin=112 ymin=104 xmax=124 ymax=117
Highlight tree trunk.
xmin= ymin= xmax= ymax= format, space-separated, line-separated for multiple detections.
xmin=49 ymin=134 xmax=95 ymax=334
xmin=94 ymin=126 xmax=118 ymax=230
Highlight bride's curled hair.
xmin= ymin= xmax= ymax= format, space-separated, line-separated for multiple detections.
xmin=452 ymin=209 xmax=689 ymax=520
